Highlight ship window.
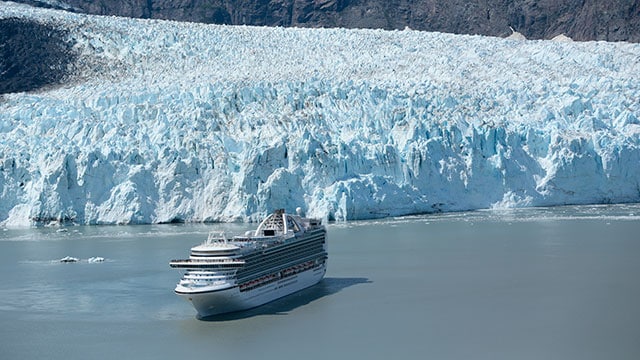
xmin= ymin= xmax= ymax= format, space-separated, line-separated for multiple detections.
xmin=263 ymin=229 xmax=275 ymax=236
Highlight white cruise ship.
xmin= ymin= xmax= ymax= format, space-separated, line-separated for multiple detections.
xmin=170 ymin=209 xmax=328 ymax=317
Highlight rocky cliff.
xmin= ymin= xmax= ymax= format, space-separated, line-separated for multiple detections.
xmin=11 ymin=0 xmax=640 ymax=42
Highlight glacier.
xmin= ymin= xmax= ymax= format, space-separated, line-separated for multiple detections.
xmin=1 ymin=2 xmax=640 ymax=226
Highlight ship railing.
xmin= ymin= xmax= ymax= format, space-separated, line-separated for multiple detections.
xmin=206 ymin=231 xmax=228 ymax=244
xmin=171 ymin=258 xmax=245 ymax=264
xmin=169 ymin=258 xmax=245 ymax=268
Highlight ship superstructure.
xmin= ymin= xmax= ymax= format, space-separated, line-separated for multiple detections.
xmin=170 ymin=209 xmax=327 ymax=317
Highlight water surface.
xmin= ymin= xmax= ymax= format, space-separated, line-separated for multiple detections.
xmin=1 ymin=204 xmax=639 ymax=359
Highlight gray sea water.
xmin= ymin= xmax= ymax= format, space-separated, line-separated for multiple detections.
xmin=1 ymin=204 xmax=639 ymax=360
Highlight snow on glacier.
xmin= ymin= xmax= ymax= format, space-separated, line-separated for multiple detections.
xmin=1 ymin=2 xmax=640 ymax=226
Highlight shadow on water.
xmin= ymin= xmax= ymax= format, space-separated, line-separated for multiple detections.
xmin=198 ymin=277 xmax=370 ymax=322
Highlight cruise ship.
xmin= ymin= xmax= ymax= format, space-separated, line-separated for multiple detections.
xmin=169 ymin=209 xmax=328 ymax=317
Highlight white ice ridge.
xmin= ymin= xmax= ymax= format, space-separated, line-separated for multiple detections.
xmin=1 ymin=2 xmax=640 ymax=226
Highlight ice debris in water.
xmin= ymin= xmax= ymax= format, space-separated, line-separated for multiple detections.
xmin=57 ymin=256 xmax=105 ymax=263
xmin=0 ymin=2 xmax=639 ymax=226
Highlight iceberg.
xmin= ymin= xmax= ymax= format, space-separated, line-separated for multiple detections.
xmin=1 ymin=2 xmax=639 ymax=225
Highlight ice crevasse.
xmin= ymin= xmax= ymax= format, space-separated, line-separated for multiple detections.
xmin=0 ymin=2 xmax=639 ymax=226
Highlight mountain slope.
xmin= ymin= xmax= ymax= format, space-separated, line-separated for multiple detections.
xmin=10 ymin=0 xmax=640 ymax=42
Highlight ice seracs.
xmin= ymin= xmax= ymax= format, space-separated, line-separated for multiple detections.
xmin=551 ymin=34 xmax=573 ymax=42
xmin=0 ymin=2 xmax=639 ymax=226
xmin=507 ymin=26 xmax=526 ymax=40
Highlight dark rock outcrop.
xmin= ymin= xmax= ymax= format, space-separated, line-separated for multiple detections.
xmin=0 ymin=18 xmax=77 ymax=94
xmin=7 ymin=0 xmax=640 ymax=42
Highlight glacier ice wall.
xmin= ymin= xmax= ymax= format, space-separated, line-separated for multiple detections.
xmin=1 ymin=2 xmax=640 ymax=226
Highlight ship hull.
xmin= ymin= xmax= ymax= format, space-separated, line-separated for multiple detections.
xmin=176 ymin=262 xmax=326 ymax=318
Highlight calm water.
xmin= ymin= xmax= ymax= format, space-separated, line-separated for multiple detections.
xmin=1 ymin=204 xmax=639 ymax=360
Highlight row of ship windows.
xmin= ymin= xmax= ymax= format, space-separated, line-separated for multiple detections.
xmin=243 ymin=242 xmax=325 ymax=270
xmin=183 ymin=235 xmax=325 ymax=271
xmin=237 ymin=248 xmax=326 ymax=281
xmin=188 ymin=231 xmax=323 ymax=260
xmin=183 ymin=246 xmax=324 ymax=274
xmin=184 ymin=271 xmax=236 ymax=279
xmin=258 ymin=231 xmax=325 ymax=255
xmin=245 ymin=236 xmax=325 ymax=262
xmin=237 ymin=254 xmax=326 ymax=284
